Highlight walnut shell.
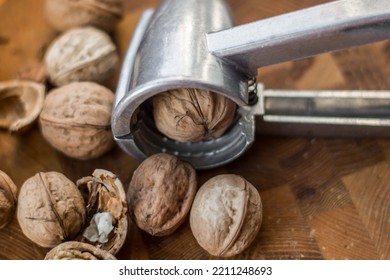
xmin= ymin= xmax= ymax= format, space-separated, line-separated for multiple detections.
xmin=128 ymin=153 xmax=197 ymax=236
xmin=17 ymin=171 xmax=86 ymax=248
xmin=153 ymin=88 xmax=237 ymax=142
xmin=44 ymin=0 xmax=123 ymax=32
xmin=44 ymin=26 xmax=119 ymax=86
xmin=0 ymin=170 xmax=18 ymax=229
xmin=39 ymin=82 xmax=115 ymax=160
xmin=17 ymin=61 xmax=47 ymax=84
xmin=76 ymin=169 xmax=128 ymax=255
xmin=45 ymin=241 xmax=116 ymax=260
xmin=0 ymin=80 xmax=45 ymax=132
xmin=190 ymin=174 xmax=263 ymax=257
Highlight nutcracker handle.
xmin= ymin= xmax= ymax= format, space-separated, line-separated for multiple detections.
xmin=207 ymin=0 xmax=390 ymax=75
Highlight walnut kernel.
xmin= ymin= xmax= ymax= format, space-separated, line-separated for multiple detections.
xmin=39 ymin=82 xmax=115 ymax=160
xmin=76 ymin=169 xmax=128 ymax=255
xmin=44 ymin=26 xmax=118 ymax=86
xmin=17 ymin=171 xmax=86 ymax=248
xmin=0 ymin=170 xmax=18 ymax=229
xmin=128 ymin=153 xmax=197 ymax=236
xmin=190 ymin=174 xmax=263 ymax=257
xmin=153 ymin=88 xmax=237 ymax=142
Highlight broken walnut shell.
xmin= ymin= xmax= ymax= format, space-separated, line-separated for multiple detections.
xmin=39 ymin=82 xmax=115 ymax=160
xmin=44 ymin=0 xmax=123 ymax=33
xmin=76 ymin=169 xmax=128 ymax=255
xmin=153 ymin=88 xmax=237 ymax=142
xmin=0 ymin=170 xmax=18 ymax=229
xmin=45 ymin=241 xmax=116 ymax=260
xmin=190 ymin=174 xmax=263 ymax=257
xmin=44 ymin=26 xmax=119 ymax=86
xmin=0 ymin=80 xmax=45 ymax=132
xmin=17 ymin=171 xmax=86 ymax=248
xmin=128 ymin=153 xmax=197 ymax=236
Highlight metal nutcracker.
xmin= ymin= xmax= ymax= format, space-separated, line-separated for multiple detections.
xmin=112 ymin=0 xmax=390 ymax=169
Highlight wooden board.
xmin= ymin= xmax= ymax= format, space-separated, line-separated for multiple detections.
xmin=0 ymin=0 xmax=389 ymax=260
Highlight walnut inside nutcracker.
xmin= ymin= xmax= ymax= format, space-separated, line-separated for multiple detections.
xmin=0 ymin=170 xmax=18 ymax=230
xmin=17 ymin=171 xmax=86 ymax=248
xmin=190 ymin=174 xmax=263 ymax=257
xmin=153 ymin=88 xmax=237 ymax=142
xmin=39 ymin=82 xmax=115 ymax=160
xmin=128 ymin=153 xmax=197 ymax=236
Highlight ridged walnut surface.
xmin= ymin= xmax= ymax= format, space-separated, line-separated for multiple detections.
xmin=39 ymin=82 xmax=115 ymax=160
xmin=153 ymin=88 xmax=237 ymax=142
xmin=17 ymin=172 xmax=86 ymax=248
xmin=190 ymin=174 xmax=263 ymax=257
xmin=45 ymin=241 xmax=116 ymax=260
xmin=0 ymin=170 xmax=18 ymax=229
xmin=44 ymin=26 xmax=118 ymax=86
xmin=44 ymin=0 xmax=123 ymax=32
xmin=128 ymin=153 xmax=197 ymax=236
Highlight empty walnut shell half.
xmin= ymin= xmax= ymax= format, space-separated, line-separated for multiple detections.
xmin=76 ymin=169 xmax=128 ymax=255
xmin=153 ymin=88 xmax=237 ymax=142
xmin=0 ymin=170 xmax=18 ymax=229
xmin=0 ymin=80 xmax=45 ymax=132
xmin=190 ymin=174 xmax=263 ymax=257
xmin=39 ymin=82 xmax=115 ymax=160
xmin=45 ymin=241 xmax=116 ymax=260
xmin=44 ymin=0 xmax=123 ymax=32
xmin=128 ymin=153 xmax=197 ymax=236
xmin=44 ymin=26 xmax=119 ymax=86
xmin=17 ymin=171 xmax=86 ymax=248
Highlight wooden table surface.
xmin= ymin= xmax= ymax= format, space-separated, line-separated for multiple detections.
xmin=0 ymin=0 xmax=389 ymax=260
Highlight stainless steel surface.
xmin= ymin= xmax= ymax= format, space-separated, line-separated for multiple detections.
xmin=248 ymin=85 xmax=390 ymax=136
xmin=207 ymin=0 xmax=390 ymax=74
xmin=112 ymin=0 xmax=390 ymax=169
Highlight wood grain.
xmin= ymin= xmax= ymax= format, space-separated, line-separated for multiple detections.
xmin=0 ymin=0 xmax=389 ymax=260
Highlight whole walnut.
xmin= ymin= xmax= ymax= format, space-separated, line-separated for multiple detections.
xmin=0 ymin=170 xmax=18 ymax=229
xmin=190 ymin=174 xmax=263 ymax=257
xmin=128 ymin=153 xmax=197 ymax=236
xmin=153 ymin=88 xmax=237 ymax=142
xmin=39 ymin=82 xmax=115 ymax=160
xmin=44 ymin=0 xmax=123 ymax=32
xmin=44 ymin=26 xmax=118 ymax=86
xmin=17 ymin=171 xmax=86 ymax=248
xmin=45 ymin=241 xmax=116 ymax=260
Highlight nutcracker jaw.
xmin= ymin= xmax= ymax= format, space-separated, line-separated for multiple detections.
xmin=112 ymin=0 xmax=390 ymax=169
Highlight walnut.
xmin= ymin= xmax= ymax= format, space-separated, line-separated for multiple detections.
xmin=128 ymin=153 xmax=197 ymax=236
xmin=44 ymin=26 xmax=119 ymax=87
xmin=45 ymin=241 xmax=116 ymax=260
xmin=44 ymin=0 xmax=123 ymax=33
xmin=0 ymin=170 xmax=18 ymax=229
xmin=0 ymin=80 xmax=45 ymax=132
xmin=153 ymin=88 xmax=237 ymax=142
xmin=190 ymin=174 xmax=263 ymax=257
xmin=39 ymin=82 xmax=115 ymax=160
xmin=76 ymin=169 xmax=128 ymax=255
xmin=17 ymin=171 xmax=86 ymax=248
